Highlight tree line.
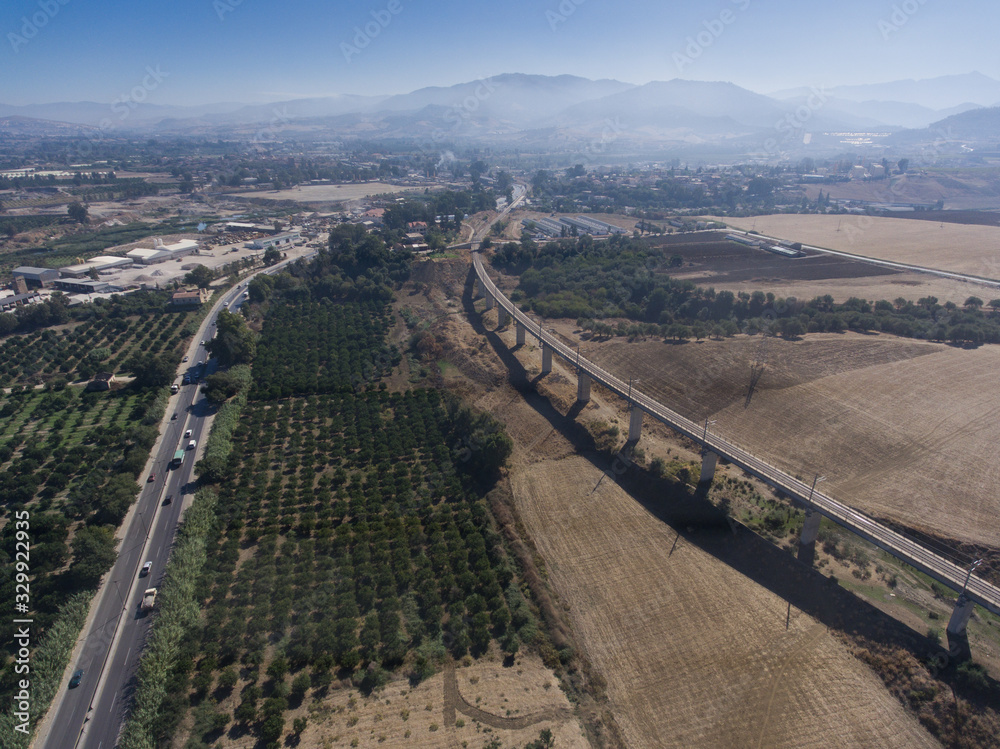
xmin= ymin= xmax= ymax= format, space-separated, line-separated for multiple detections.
xmin=492 ymin=234 xmax=1000 ymax=347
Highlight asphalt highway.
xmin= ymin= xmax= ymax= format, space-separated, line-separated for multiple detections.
xmin=37 ymin=256 xmax=308 ymax=749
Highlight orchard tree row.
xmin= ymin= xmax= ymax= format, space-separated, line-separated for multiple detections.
xmin=0 ymin=384 xmax=167 ymax=707
xmin=251 ymin=300 xmax=399 ymax=399
xmin=145 ymin=239 xmax=529 ymax=749
xmin=165 ymin=387 xmax=520 ymax=746
xmin=0 ymin=295 xmax=200 ymax=386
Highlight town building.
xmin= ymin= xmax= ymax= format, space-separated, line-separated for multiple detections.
xmin=244 ymin=232 xmax=301 ymax=250
xmin=0 ymin=291 xmax=42 ymax=312
xmin=170 ymin=289 xmax=208 ymax=307
xmin=86 ymin=372 xmax=117 ymax=392
xmin=127 ymin=248 xmax=172 ymax=265
xmin=54 ymin=278 xmax=123 ymax=294
xmin=59 ymin=256 xmax=132 ymax=278
xmin=13 ymin=266 xmax=60 ymax=288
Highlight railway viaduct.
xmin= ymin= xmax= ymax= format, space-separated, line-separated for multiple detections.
xmin=472 ymin=248 xmax=1000 ymax=652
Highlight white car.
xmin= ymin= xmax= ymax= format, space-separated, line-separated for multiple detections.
xmin=187 ymin=439 xmax=197 ymax=450
xmin=140 ymin=561 xmax=152 ymax=577
xmin=184 ymin=429 xmax=193 ymax=438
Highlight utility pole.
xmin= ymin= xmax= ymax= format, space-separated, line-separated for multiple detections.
xmin=702 ymin=418 xmax=716 ymax=444
xmin=808 ymin=474 xmax=825 ymax=504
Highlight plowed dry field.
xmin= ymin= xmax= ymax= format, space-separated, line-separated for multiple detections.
xmin=653 ymin=231 xmax=988 ymax=306
xmin=508 ymin=456 xmax=938 ymax=749
xmin=408 ymin=257 xmax=954 ymax=748
xmin=577 ymin=332 xmax=1000 ymax=548
xmin=711 ymin=214 xmax=1000 ymax=280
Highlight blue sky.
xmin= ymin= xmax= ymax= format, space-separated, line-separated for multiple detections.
xmin=1 ymin=0 xmax=997 ymax=105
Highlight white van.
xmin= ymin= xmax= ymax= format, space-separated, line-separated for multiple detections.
xmin=187 ymin=439 xmax=197 ymax=450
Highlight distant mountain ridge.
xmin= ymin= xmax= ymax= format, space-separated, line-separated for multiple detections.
xmin=926 ymin=106 xmax=1000 ymax=140
xmin=771 ymin=72 xmax=1000 ymax=111
xmin=1 ymin=72 xmax=997 ymax=149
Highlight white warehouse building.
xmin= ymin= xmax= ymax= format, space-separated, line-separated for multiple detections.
xmin=126 ymin=238 xmax=198 ymax=265
xmin=245 ymin=232 xmax=301 ymax=250
xmin=59 ymin=255 xmax=133 ymax=278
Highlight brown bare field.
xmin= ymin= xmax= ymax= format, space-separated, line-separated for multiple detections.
xmin=654 ymin=232 xmax=989 ymax=305
xmin=508 ymin=456 xmax=939 ymax=749
xmin=709 ymin=214 xmax=1000 ymax=280
xmin=676 ymin=268 xmax=989 ymax=309
xmin=397 ymin=258 xmax=963 ymax=746
xmin=579 ymin=332 xmax=1000 ymax=548
xmin=247 ymin=182 xmax=424 ymax=202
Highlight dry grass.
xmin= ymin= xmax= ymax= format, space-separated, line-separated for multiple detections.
xmin=711 ymin=214 xmax=1000 ymax=280
xmin=580 ymin=331 xmax=1000 ymax=548
xmin=201 ymin=654 xmax=585 ymax=749
xmin=670 ymin=266 xmax=991 ymax=308
xmin=248 ymin=183 xmax=425 ymax=202
xmin=400 ymin=258 xmax=964 ymax=747
xmin=507 ymin=456 xmax=939 ymax=749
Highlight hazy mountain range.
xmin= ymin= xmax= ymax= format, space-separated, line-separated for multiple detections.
xmin=2 ymin=72 xmax=998 ymax=151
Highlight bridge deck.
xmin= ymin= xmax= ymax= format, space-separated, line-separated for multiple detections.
xmin=473 ymin=251 xmax=1000 ymax=617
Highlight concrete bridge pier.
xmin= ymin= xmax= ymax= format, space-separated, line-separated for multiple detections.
xmin=498 ymin=307 xmax=509 ymax=327
xmin=699 ymin=451 xmax=719 ymax=484
xmin=515 ymin=322 xmax=526 ymax=346
xmin=484 ymin=293 xmax=495 ymax=310
xmin=628 ymin=408 xmax=644 ymax=442
xmin=800 ymin=509 xmax=822 ymax=546
xmin=541 ymin=344 xmax=553 ymax=374
xmin=947 ymin=595 xmax=975 ymax=638
xmin=577 ymin=372 xmax=591 ymax=403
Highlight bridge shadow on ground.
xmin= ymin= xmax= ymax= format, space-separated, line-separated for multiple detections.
xmin=462 ymin=269 xmax=945 ymax=670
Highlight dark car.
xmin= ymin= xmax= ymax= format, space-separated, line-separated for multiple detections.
xmin=171 ymin=413 xmax=178 ymax=420
xmin=163 ymin=495 xmax=173 ymax=505
xmin=147 ymin=472 xmax=156 ymax=483
xmin=69 ymin=669 xmax=84 ymax=688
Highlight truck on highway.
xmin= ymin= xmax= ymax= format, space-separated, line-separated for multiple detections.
xmin=141 ymin=588 xmax=157 ymax=612
xmin=172 ymin=449 xmax=185 ymax=467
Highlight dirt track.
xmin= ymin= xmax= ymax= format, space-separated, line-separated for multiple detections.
xmin=443 ymin=659 xmax=574 ymax=731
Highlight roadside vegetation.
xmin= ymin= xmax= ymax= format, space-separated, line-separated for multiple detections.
xmin=0 ymin=289 xmax=200 ymax=373
xmin=0 ymin=384 xmax=167 ymax=713
xmin=120 ymin=234 xmax=548 ymax=749
xmin=0 ymin=289 xmax=208 ymax=720
xmin=492 ymin=232 xmax=1000 ymax=347
xmin=119 ymin=488 xmax=219 ymax=749
xmin=0 ymin=593 xmax=91 ymax=749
